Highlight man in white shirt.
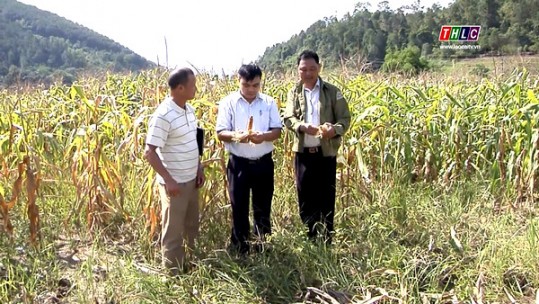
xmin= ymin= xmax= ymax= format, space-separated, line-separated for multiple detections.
xmin=216 ymin=64 xmax=282 ymax=255
xmin=144 ymin=67 xmax=205 ymax=275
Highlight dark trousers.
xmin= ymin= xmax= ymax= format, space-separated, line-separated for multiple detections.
xmin=227 ymin=152 xmax=274 ymax=253
xmin=294 ymin=147 xmax=337 ymax=243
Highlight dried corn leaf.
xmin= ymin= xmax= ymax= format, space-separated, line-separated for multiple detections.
xmin=0 ymin=154 xmax=8 ymax=177
xmin=25 ymin=157 xmax=40 ymax=244
xmin=1 ymin=160 xmax=25 ymax=236
xmin=9 ymin=161 xmax=25 ymax=205
xmin=8 ymin=124 xmax=17 ymax=154
xmin=450 ymin=226 xmax=464 ymax=255
xmin=0 ymin=196 xmax=13 ymax=236
xmin=473 ymin=272 xmax=485 ymax=304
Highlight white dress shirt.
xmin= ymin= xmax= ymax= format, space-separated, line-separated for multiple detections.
xmin=304 ymin=79 xmax=321 ymax=147
xmin=216 ymin=91 xmax=282 ymax=159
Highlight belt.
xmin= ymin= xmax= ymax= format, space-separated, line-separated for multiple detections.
xmin=231 ymin=152 xmax=272 ymax=164
xmin=303 ymin=146 xmax=321 ymax=154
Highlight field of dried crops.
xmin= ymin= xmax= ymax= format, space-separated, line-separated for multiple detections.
xmin=1 ymin=68 xmax=538 ymax=303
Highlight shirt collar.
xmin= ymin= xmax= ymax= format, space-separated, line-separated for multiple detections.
xmin=303 ymin=78 xmax=321 ymax=91
xmin=167 ymin=96 xmax=188 ymax=113
xmin=234 ymin=91 xmax=261 ymax=103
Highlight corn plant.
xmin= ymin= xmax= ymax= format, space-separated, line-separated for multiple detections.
xmin=1 ymin=67 xmax=538 ymax=240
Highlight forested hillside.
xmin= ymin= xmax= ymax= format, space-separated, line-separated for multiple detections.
xmin=0 ymin=0 xmax=154 ymax=87
xmin=257 ymin=0 xmax=539 ymax=72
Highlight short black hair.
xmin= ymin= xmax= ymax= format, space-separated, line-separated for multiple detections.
xmin=168 ymin=68 xmax=194 ymax=89
xmin=238 ymin=64 xmax=262 ymax=82
xmin=297 ymin=50 xmax=320 ymax=65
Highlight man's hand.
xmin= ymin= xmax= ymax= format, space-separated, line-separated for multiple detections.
xmin=196 ymin=167 xmax=205 ymax=188
xmin=248 ymin=132 xmax=266 ymax=144
xmin=164 ymin=178 xmax=181 ymax=197
xmin=232 ymin=131 xmax=250 ymax=143
xmin=319 ymin=123 xmax=336 ymax=139
xmin=300 ymin=124 xmax=319 ymax=136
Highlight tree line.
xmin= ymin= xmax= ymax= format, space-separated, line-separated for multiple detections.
xmin=257 ymin=0 xmax=539 ymax=74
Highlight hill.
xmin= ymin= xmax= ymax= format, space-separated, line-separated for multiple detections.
xmin=0 ymin=0 xmax=155 ymax=87
xmin=257 ymin=0 xmax=539 ymax=73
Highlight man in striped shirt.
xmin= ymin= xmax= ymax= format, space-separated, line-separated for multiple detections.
xmin=216 ymin=64 xmax=282 ymax=255
xmin=144 ymin=67 xmax=205 ymax=275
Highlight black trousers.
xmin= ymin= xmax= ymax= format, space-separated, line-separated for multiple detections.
xmin=227 ymin=152 xmax=274 ymax=253
xmin=294 ymin=147 xmax=337 ymax=243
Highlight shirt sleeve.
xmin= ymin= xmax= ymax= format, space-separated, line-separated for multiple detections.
xmin=268 ymin=98 xmax=283 ymax=129
xmin=145 ymin=112 xmax=170 ymax=148
xmin=215 ymin=98 xmax=233 ymax=132
xmin=333 ymin=88 xmax=351 ymax=136
xmin=283 ymin=87 xmax=303 ymax=134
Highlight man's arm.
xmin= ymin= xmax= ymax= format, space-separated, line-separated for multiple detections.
xmin=332 ymin=89 xmax=351 ymax=136
xmin=283 ymin=89 xmax=303 ymax=134
xmin=196 ymin=157 xmax=205 ymax=188
xmin=249 ymin=128 xmax=281 ymax=144
xmin=283 ymin=88 xmax=318 ymax=136
xmin=217 ymin=130 xmax=246 ymax=143
xmin=262 ymin=98 xmax=283 ymax=141
xmin=144 ymin=144 xmax=181 ymax=196
xmin=320 ymin=89 xmax=351 ymax=139
xmin=144 ymin=144 xmax=174 ymax=183
xmin=144 ymin=111 xmax=181 ymax=196
xmin=216 ymin=97 xmax=245 ymax=143
xmin=262 ymin=128 xmax=281 ymax=141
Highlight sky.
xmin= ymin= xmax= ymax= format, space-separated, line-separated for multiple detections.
xmin=18 ymin=0 xmax=454 ymax=73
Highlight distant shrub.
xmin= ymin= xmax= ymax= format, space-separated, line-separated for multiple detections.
xmin=471 ymin=63 xmax=490 ymax=77
xmin=382 ymin=46 xmax=429 ymax=75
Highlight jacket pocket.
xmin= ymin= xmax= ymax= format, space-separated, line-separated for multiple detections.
xmin=331 ymin=136 xmax=342 ymax=151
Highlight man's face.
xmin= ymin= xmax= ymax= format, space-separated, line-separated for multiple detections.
xmin=239 ymin=76 xmax=261 ymax=102
xmin=298 ymin=58 xmax=320 ymax=85
xmin=178 ymin=74 xmax=197 ymax=100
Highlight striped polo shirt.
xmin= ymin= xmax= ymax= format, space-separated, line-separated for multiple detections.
xmin=145 ymin=97 xmax=199 ymax=184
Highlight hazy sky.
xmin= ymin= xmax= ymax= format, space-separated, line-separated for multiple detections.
xmin=18 ymin=0 xmax=453 ymax=73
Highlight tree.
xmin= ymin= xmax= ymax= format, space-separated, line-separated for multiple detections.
xmin=382 ymin=46 xmax=429 ymax=74
xmin=257 ymin=0 xmax=538 ymax=73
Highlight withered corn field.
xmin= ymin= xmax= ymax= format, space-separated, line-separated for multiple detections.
xmin=1 ymin=68 xmax=539 ymax=303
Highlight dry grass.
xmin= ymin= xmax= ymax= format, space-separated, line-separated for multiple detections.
xmin=1 ymin=66 xmax=539 ymax=303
